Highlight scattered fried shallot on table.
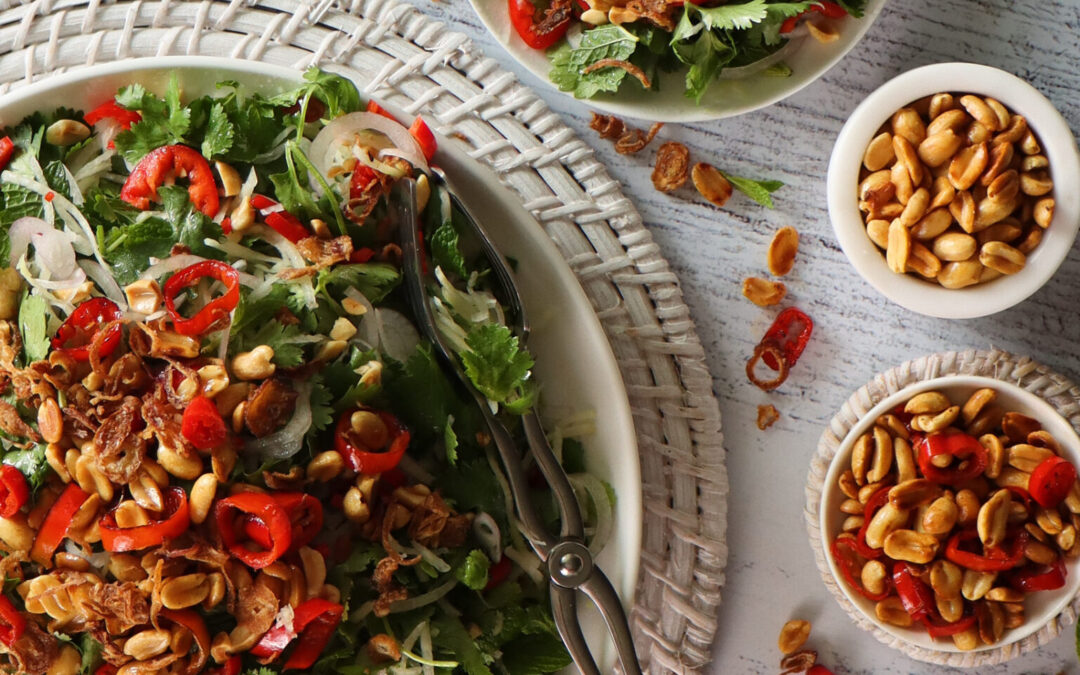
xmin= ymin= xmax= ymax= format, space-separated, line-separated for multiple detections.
xmin=756 ymin=404 xmax=780 ymax=430
xmin=651 ymin=141 xmax=690 ymax=192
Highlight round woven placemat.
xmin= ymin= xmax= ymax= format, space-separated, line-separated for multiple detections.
xmin=0 ymin=1 xmax=728 ymax=673
xmin=805 ymin=349 xmax=1080 ymax=667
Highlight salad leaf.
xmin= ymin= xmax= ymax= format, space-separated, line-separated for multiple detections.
xmin=444 ymin=415 xmax=459 ymax=466
xmin=315 ymin=263 xmax=401 ymax=304
xmin=114 ymin=74 xmax=192 ymax=162
xmin=201 ymin=101 xmax=235 ymax=159
xmin=549 ymin=25 xmax=640 ymax=99
xmin=461 ymin=323 xmax=536 ymax=413
xmin=233 ymin=320 xmax=306 ymax=367
xmin=455 ymin=549 xmax=490 ymax=590
xmin=293 ymin=67 xmax=362 ymax=121
xmin=42 ymin=160 xmax=73 ymax=201
xmin=17 ymin=292 xmax=50 ymax=363
xmin=501 ymin=634 xmax=574 ymax=675
xmin=0 ymin=182 xmax=43 ymax=228
xmin=79 ymin=634 xmax=104 ymax=675
xmin=4 ymin=444 xmax=49 ymax=492
xmin=719 ymin=170 xmax=784 ymax=208
xmin=307 ymin=373 xmax=335 ymax=434
xmin=430 ymin=218 xmax=468 ymax=280
xmin=431 ymin=616 xmax=494 ymax=675
xmin=159 ymin=185 xmax=225 ymax=255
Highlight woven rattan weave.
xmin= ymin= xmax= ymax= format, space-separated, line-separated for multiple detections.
xmin=0 ymin=1 xmax=729 ymax=672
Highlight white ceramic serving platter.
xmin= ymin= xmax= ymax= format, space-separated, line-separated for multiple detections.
xmin=819 ymin=375 xmax=1080 ymax=655
xmin=468 ymin=0 xmax=887 ymax=122
xmin=0 ymin=57 xmax=641 ymax=668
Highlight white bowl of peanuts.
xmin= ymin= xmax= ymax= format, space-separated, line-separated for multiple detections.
xmin=827 ymin=62 xmax=1080 ymax=318
xmin=820 ymin=375 xmax=1080 ymax=656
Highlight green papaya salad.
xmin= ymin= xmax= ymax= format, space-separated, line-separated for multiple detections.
xmin=0 ymin=68 xmax=613 ymax=675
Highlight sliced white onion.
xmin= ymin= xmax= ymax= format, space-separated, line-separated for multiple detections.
xmin=140 ymin=254 xmax=260 ymax=288
xmin=245 ymin=381 xmax=312 ymax=460
xmin=79 ymin=259 xmax=127 ymax=308
xmin=64 ymin=539 xmax=109 ymax=572
xmin=388 ymin=577 xmax=457 ymax=614
xmin=356 ymin=305 xmax=420 ymax=364
xmin=308 ymin=111 xmax=429 ymax=177
xmin=502 ymin=546 xmax=544 ymax=585
xmin=401 ymin=622 xmax=426 ymax=654
xmin=569 ymin=473 xmax=614 ymax=555
xmin=472 ymin=512 xmax=502 ymax=564
xmin=412 ymin=543 xmax=451 ymax=574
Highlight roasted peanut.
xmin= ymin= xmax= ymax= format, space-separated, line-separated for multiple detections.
xmin=985 ymin=586 xmax=1023 ymax=603
xmin=189 ymin=473 xmax=218 ymax=525
xmin=976 ymin=600 xmax=1005 ymax=645
xmin=777 ymin=619 xmax=811 ymax=655
xmin=124 ymin=628 xmax=171 ymax=661
xmin=981 ymin=434 xmax=1005 ymax=480
xmin=886 ymin=219 xmax=911 ymax=274
xmin=863 ymin=132 xmax=895 ymax=171
xmin=865 ymin=502 xmax=909 ymax=549
xmin=932 ymin=232 xmax=977 ymax=262
xmin=918 ymin=129 xmax=963 ymax=168
xmin=892 ymin=108 xmax=927 ymax=146
xmin=1007 ymin=444 xmax=1055 ymax=472
xmin=928 ymin=93 xmax=955 ymax=120
xmin=976 ymin=489 xmax=1010 ymax=548
xmin=876 ymin=597 xmax=914 ymax=627
xmin=948 ymin=141 xmax=988 ymax=190
xmin=930 ymin=560 xmax=963 ymax=599
xmin=161 ymin=574 xmax=210 ymax=609
xmin=1023 ymin=539 xmax=1057 ymax=565
xmin=910 ymin=208 xmax=952 ymax=240
xmin=891 ymin=160 xmax=915 ymax=205
xmin=937 ymin=595 xmax=965 ymax=624
xmin=955 ymin=489 xmax=980 ymax=528
xmin=861 ymin=560 xmax=887 ymax=596
xmin=921 ymin=496 xmax=959 ymax=535
xmin=961 ymin=569 xmax=996 ymax=601
xmin=884 ymin=529 xmax=939 ymax=564
xmin=979 ymin=241 xmax=1025 ymax=275
xmin=1033 ymin=197 xmax=1054 ymax=228
xmin=937 ymin=260 xmax=983 ymax=289
xmin=889 ymin=479 xmax=942 ymax=510
xmin=866 ymin=219 xmax=890 ymax=249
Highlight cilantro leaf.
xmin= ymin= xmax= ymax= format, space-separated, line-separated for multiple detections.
xmin=158 ymin=185 xmax=225 ymax=255
xmin=79 ymin=634 xmax=103 ymax=675
xmin=383 ymin=344 xmax=459 ymax=437
xmin=460 ymin=324 xmax=536 ymax=413
xmin=201 ymin=102 xmax=235 ymax=159
xmin=315 ymin=263 xmax=401 ymax=304
xmin=17 ymin=292 xmax=50 ymax=364
xmin=455 ymin=549 xmax=491 ymax=591
xmin=241 ymin=669 xmax=277 ymax=675
xmin=231 ymin=285 xmax=291 ymax=337
xmin=430 ymin=219 xmax=467 ymax=279
xmin=549 ymin=25 xmax=640 ymax=99
xmin=444 ymin=414 xmax=459 ymax=466
xmin=691 ymin=0 xmax=768 ymax=30
xmin=4 ymin=444 xmax=50 ymax=492
xmin=719 ymin=170 xmax=784 ymax=208
xmin=234 ymin=321 xmax=306 ymax=367
xmin=294 ymin=67 xmax=362 ymax=120
xmin=113 ymin=74 xmax=192 ymax=162
xmin=307 ymin=373 xmax=335 ymax=434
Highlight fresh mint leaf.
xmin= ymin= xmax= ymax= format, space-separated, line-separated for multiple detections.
xmin=719 ymin=170 xmax=784 ymax=208
xmin=501 ymin=633 xmax=573 ymax=675
xmin=296 ymin=67 xmax=361 ymax=120
xmin=42 ymin=160 xmax=72 ymax=201
xmin=17 ymin=292 xmax=49 ymax=364
xmin=430 ymin=219 xmax=468 ymax=279
xmin=679 ymin=29 xmax=734 ymax=103
xmin=455 ymin=549 xmax=490 ymax=590
xmin=461 ymin=323 xmax=536 ymax=413
xmin=201 ymin=102 xmax=235 ymax=159
xmin=4 ymin=444 xmax=49 ymax=492
xmin=0 ymin=183 xmax=43 ymax=228
xmin=549 ymin=25 xmax=639 ymax=99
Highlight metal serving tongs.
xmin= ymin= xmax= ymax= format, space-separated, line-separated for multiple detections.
xmin=393 ymin=176 xmax=642 ymax=675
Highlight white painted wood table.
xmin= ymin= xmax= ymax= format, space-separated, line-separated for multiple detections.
xmin=413 ymin=0 xmax=1080 ymax=671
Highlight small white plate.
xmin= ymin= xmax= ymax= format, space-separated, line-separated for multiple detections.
xmin=468 ymin=0 xmax=886 ymax=122
xmin=0 ymin=56 xmax=642 ymax=669
xmin=820 ymin=375 xmax=1080 ymax=656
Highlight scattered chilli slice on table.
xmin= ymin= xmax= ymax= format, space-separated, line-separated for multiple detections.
xmin=746 ymin=307 xmax=814 ymax=391
xmin=0 ymin=68 xmax=606 ymax=674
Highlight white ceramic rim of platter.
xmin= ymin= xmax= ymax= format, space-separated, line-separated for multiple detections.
xmin=467 ymin=0 xmax=888 ymax=122
xmin=0 ymin=55 xmax=642 ymax=665
xmin=819 ymin=374 xmax=1080 ymax=654
xmin=827 ymin=61 xmax=1080 ymax=319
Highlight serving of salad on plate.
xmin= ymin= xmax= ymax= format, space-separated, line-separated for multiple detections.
xmin=0 ymin=67 xmax=614 ymax=675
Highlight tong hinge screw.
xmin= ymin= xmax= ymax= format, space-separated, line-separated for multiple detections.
xmin=548 ymin=540 xmax=593 ymax=588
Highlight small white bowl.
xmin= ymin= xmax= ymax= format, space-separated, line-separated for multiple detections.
xmin=820 ymin=375 xmax=1080 ymax=657
xmin=827 ymin=62 xmax=1080 ymax=319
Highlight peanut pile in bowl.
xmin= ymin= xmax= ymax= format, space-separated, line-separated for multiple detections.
xmin=857 ymin=93 xmax=1053 ymax=289
xmin=822 ymin=378 xmax=1080 ymax=653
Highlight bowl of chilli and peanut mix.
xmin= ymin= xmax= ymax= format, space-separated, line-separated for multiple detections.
xmin=820 ymin=375 xmax=1080 ymax=655
xmin=827 ymin=62 xmax=1080 ymax=319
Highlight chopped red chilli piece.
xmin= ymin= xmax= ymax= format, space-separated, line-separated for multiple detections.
xmin=120 ymin=144 xmax=220 ymax=217
xmin=29 ymin=483 xmax=89 ymax=567
xmin=215 ymin=492 xmax=292 ymax=569
xmin=181 ymin=396 xmax=228 ymax=450
xmin=408 ymin=116 xmax=437 ymax=161
xmin=252 ymin=194 xmax=311 ymax=243
xmin=162 ymin=260 xmax=241 ymax=336
xmin=1028 ymin=456 xmax=1077 ymax=508
xmin=0 ymin=465 xmax=29 ymax=519
xmin=0 ymin=137 xmax=14 ymax=172
xmin=0 ymin=595 xmax=25 ymax=646
xmin=507 ymin=0 xmax=572 ymax=49
xmin=51 ymin=297 xmax=123 ymax=362
xmin=84 ymin=100 xmax=142 ymax=129
xmin=99 ymin=487 xmax=190 ymax=552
